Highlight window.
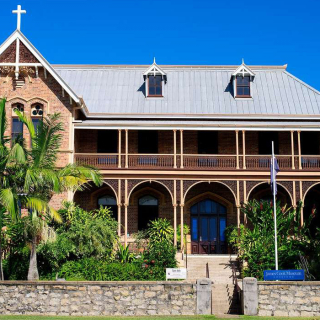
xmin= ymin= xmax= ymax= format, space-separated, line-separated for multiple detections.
xmin=258 ymin=132 xmax=279 ymax=154
xmin=138 ymin=195 xmax=159 ymax=230
xmin=301 ymin=132 xmax=319 ymax=155
xmin=138 ymin=130 xmax=158 ymax=153
xmin=148 ymin=75 xmax=162 ymax=97
xmin=236 ymin=76 xmax=250 ymax=97
xmin=12 ymin=118 xmax=23 ymax=141
xmin=198 ymin=131 xmax=218 ymax=154
xmin=97 ymin=130 xmax=117 ymax=153
xmin=98 ymin=195 xmax=117 ymax=220
xmin=32 ymin=118 xmax=40 ymax=132
xmin=31 ymin=104 xmax=43 ymax=117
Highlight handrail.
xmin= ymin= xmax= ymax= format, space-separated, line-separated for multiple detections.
xmin=231 ymin=259 xmax=241 ymax=302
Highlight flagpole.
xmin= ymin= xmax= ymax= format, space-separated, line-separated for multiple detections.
xmin=272 ymin=141 xmax=279 ymax=270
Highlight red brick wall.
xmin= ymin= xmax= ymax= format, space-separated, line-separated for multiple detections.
xmin=1 ymin=66 xmax=74 ymax=210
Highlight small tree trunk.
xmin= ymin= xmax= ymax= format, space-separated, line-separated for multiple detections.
xmin=0 ymin=231 xmax=3 ymax=280
xmin=27 ymin=236 xmax=39 ymax=281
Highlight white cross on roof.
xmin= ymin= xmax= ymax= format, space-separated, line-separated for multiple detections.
xmin=12 ymin=5 xmax=26 ymax=31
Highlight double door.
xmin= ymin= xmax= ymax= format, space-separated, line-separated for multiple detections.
xmin=190 ymin=199 xmax=227 ymax=254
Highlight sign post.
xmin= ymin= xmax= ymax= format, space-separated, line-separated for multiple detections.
xmin=271 ymin=141 xmax=279 ymax=270
xmin=166 ymin=268 xmax=187 ymax=281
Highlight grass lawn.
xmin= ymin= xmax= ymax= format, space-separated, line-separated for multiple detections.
xmin=1 ymin=317 xmax=320 ymax=320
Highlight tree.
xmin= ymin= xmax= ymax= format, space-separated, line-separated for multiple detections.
xmin=11 ymin=108 xmax=102 ymax=280
xmin=0 ymin=98 xmax=51 ymax=280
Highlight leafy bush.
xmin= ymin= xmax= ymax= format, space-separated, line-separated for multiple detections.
xmin=226 ymin=200 xmax=314 ymax=280
xmin=146 ymin=218 xmax=174 ymax=245
xmin=59 ymin=258 xmax=167 ymax=281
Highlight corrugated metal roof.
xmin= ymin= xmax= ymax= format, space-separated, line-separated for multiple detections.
xmin=54 ymin=65 xmax=320 ymax=117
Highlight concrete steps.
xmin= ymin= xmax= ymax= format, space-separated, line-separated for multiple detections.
xmin=185 ymin=254 xmax=242 ymax=315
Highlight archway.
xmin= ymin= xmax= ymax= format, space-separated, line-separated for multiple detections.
xmin=247 ymin=182 xmax=293 ymax=207
xmin=303 ymin=183 xmax=320 ymax=237
xmin=184 ymin=182 xmax=237 ymax=254
xmin=73 ymin=181 xmax=118 ymax=212
xmin=127 ymin=181 xmax=173 ymax=235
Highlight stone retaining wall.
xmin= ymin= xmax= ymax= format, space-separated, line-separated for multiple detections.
xmin=258 ymin=281 xmax=320 ymax=316
xmin=0 ymin=281 xmax=197 ymax=316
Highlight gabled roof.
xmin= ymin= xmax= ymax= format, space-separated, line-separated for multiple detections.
xmin=232 ymin=60 xmax=255 ymax=77
xmin=0 ymin=30 xmax=80 ymax=104
xmin=143 ymin=58 xmax=166 ymax=76
xmin=54 ymin=64 xmax=320 ymax=119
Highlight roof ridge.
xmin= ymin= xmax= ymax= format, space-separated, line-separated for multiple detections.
xmin=53 ymin=64 xmax=287 ymax=70
xmin=283 ymin=70 xmax=320 ymax=96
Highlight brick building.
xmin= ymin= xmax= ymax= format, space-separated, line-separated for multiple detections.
xmin=2 ymin=20 xmax=320 ymax=254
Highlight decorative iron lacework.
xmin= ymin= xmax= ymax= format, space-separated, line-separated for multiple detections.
xmin=126 ymin=179 xmax=174 ymax=203
xmin=302 ymin=181 xmax=319 ymax=201
xmin=246 ymin=181 xmax=267 ymax=200
xmin=279 ymin=181 xmax=294 ymax=202
xmin=103 ymin=179 xmax=119 ymax=203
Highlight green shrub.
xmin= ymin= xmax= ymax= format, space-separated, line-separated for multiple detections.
xmin=147 ymin=218 xmax=174 ymax=245
xmin=59 ymin=258 xmax=166 ymax=281
xmin=226 ymin=200 xmax=314 ymax=280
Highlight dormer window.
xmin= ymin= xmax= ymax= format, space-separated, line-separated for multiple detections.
xmin=232 ymin=60 xmax=255 ymax=98
xmin=143 ymin=58 xmax=166 ymax=98
xmin=236 ymin=76 xmax=250 ymax=97
xmin=148 ymin=75 xmax=162 ymax=97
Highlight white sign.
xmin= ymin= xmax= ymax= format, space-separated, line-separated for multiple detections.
xmin=166 ymin=268 xmax=187 ymax=280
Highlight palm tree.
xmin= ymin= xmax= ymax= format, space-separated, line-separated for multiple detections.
xmin=0 ymin=99 xmax=51 ymax=280
xmin=13 ymin=109 xmax=102 ymax=280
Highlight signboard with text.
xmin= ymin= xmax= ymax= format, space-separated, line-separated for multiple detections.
xmin=263 ymin=270 xmax=305 ymax=281
xmin=166 ymin=268 xmax=187 ymax=280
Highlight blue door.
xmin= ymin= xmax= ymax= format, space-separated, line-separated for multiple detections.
xmin=190 ymin=199 xmax=227 ymax=254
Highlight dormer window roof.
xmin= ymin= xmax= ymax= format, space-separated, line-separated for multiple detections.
xmin=143 ymin=57 xmax=166 ymax=77
xmin=232 ymin=59 xmax=255 ymax=77
xmin=143 ymin=58 xmax=166 ymax=97
xmin=232 ymin=59 xmax=255 ymax=98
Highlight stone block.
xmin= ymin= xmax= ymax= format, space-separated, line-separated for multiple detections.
xmin=196 ymin=278 xmax=212 ymax=315
xmin=243 ymin=277 xmax=258 ymax=316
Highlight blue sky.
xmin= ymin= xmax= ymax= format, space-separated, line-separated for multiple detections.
xmin=1 ymin=0 xmax=320 ymax=89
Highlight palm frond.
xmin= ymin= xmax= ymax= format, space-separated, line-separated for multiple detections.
xmin=58 ymin=164 xmax=102 ymax=191
xmin=14 ymin=109 xmax=36 ymax=141
xmin=32 ymin=113 xmax=63 ymax=168
xmin=8 ymin=141 xmax=27 ymax=164
xmin=0 ymin=188 xmax=18 ymax=220
xmin=24 ymin=197 xmax=62 ymax=223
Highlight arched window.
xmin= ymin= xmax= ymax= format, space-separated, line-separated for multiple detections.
xmin=138 ymin=195 xmax=159 ymax=230
xmin=98 ymin=195 xmax=117 ymax=220
xmin=11 ymin=103 xmax=24 ymax=143
xmin=190 ymin=199 xmax=227 ymax=254
xmin=138 ymin=195 xmax=158 ymax=206
xmin=31 ymin=103 xmax=43 ymax=132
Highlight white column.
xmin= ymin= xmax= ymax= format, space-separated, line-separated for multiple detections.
xmin=291 ymin=131 xmax=295 ymax=169
xmin=125 ymin=129 xmax=129 ymax=168
xmin=236 ymin=130 xmax=239 ymax=169
xmin=118 ymin=129 xmax=122 ymax=168
xmin=173 ymin=130 xmax=177 ymax=169
xmin=298 ymin=131 xmax=302 ymax=169
xmin=180 ymin=130 xmax=184 ymax=169
xmin=242 ymin=130 xmax=246 ymax=169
